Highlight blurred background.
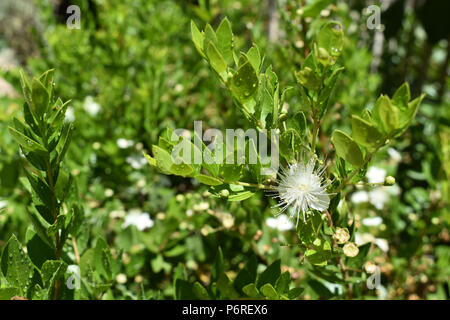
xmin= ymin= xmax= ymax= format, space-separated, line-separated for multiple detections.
xmin=0 ymin=0 xmax=448 ymax=299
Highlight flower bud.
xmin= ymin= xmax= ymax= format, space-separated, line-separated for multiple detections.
xmin=220 ymin=189 xmax=230 ymax=198
xmin=334 ymin=227 xmax=350 ymax=244
xmin=343 ymin=242 xmax=359 ymax=257
xmin=384 ymin=176 xmax=395 ymax=186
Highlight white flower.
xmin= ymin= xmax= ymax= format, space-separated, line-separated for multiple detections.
xmin=355 ymin=232 xmax=389 ymax=253
xmin=122 ymin=209 xmax=154 ymax=231
xmin=368 ymin=189 xmax=389 ymax=209
xmin=65 ymin=107 xmax=75 ymax=122
xmin=0 ymin=199 xmax=7 ymax=209
xmin=351 ymin=190 xmax=369 ymax=204
xmin=117 ymin=138 xmax=134 ymax=149
xmin=375 ymin=238 xmax=389 ymax=252
xmin=126 ymin=154 xmax=147 ymax=169
xmin=366 ymin=166 xmax=386 ymax=183
xmin=362 ymin=216 xmax=383 ymax=227
xmin=273 ymin=158 xmax=331 ymax=225
xmin=266 ymin=214 xmax=294 ymax=231
xmin=83 ymin=96 xmax=101 ymax=116
xmin=387 ymin=147 xmax=402 ymax=163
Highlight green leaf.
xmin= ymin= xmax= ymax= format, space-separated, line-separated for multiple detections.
xmin=204 ymin=24 xmax=217 ymax=47
xmin=217 ymin=273 xmax=239 ymax=299
xmin=275 ymin=271 xmax=291 ymax=295
xmin=256 ymin=260 xmax=281 ymax=289
xmin=242 ymin=283 xmax=260 ymax=298
xmin=8 ymin=126 xmax=47 ymax=153
xmin=194 ymin=174 xmax=223 ymax=186
xmin=297 ymin=213 xmax=323 ymax=245
xmin=287 ymin=111 xmax=307 ymax=139
xmin=41 ymin=260 xmax=67 ymax=298
xmin=211 ymin=247 xmax=224 ymax=282
xmin=152 ymin=145 xmax=174 ymax=174
xmin=317 ymin=21 xmax=343 ymax=57
xmin=216 ymin=18 xmax=233 ymax=65
xmin=305 ymin=238 xmax=332 ymax=266
xmin=191 ymin=20 xmax=205 ymax=58
xmin=26 ymin=230 xmax=56 ymax=269
xmin=372 ymin=95 xmax=398 ymax=134
xmin=279 ymin=129 xmax=302 ymax=160
xmin=56 ymin=123 xmax=74 ymax=165
xmin=396 ymin=94 xmax=425 ymax=135
xmin=206 ymin=42 xmax=228 ymax=81
xmin=231 ymin=61 xmax=259 ymax=103
xmin=220 ymin=164 xmax=242 ymax=182
xmin=143 ymin=151 xmax=157 ymax=167
xmin=175 ymin=279 xmax=195 ymax=300
xmin=247 ymin=46 xmax=261 ymax=72
xmin=19 ymin=70 xmax=33 ymax=113
xmin=287 ymin=287 xmax=304 ymax=299
xmin=0 ymin=235 xmax=34 ymax=294
xmin=228 ymin=190 xmax=255 ymax=202
xmin=26 ymin=209 xmax=53 ymax=247
xmin=295 ymin=67 xmax=321 ymax=91
xmin=0 ymin=288 xmax=21 ymax=300
xmin=31 ymin=78 xmax=49 ymax=118
xmin=332 ymin=130 xmax=364 ymax=167
xmin=193 ymin=282 xmax=210 ymax=300
xmin=351 ymin=115 xmax=385 ymax=151
xmin=170 ymin=162 xmax=194 ymax=177
xmin=260 ymin=283 xmax=278 ymax=299
xmin=301 ymin=0 xmax=329 ymax=18
xmin=392 ymin=82 xmax=410 ymax=110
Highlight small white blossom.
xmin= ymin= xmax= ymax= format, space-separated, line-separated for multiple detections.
xmin=374 ymin=238 xmax=389 ymax=252
xmin=351 ymin=190 xmax=369 ymax=204
xmin=272 ymin=158 xmax=331 ymax=225
xmin=266 ymin=214 xmax=294 ymax=231
xmin=83 ymin=96 xmax=101 ymax=116
xmin=65 ymin=107 xmax=75 ymax=122
xmin=362 ymin=216 xmax=383 ymax=227
xmin=387 ymin=147 xmax=402 ymax=163
xmin=368 ymin=189 xmax=389 ymax=209
xmin=126 ymin=154 xmax=147 ymax=169
xmin=117 ymin=138 xmax=135 ymax=149
xmin=122 ymin=209 xmax=154 ymax=231
xmin=366 ymin=166 xmax=386 ymax=184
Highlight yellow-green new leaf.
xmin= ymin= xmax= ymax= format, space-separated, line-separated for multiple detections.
xmin=351 ymin=115 xmax=385 ymax=151
xmin=195 ymin=174 xmax=223 ymax=186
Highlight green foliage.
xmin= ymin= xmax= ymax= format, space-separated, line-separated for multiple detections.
xmin=0 ymin=0 xmax=446 ymax=301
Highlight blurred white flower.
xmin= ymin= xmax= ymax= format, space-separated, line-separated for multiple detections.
xmin=126 ymin=154 xmax=147 ymax=169
xmin=83 ymin=96 xmax=101 ymax=116
xmin=368 ymin=189 xmax=389 ymax=209
xmin=266 ymin=214 xmax=294 ymax=231
xmin=366 ymin=166 xmax=386 ymax=183
xmin=0 ymin=199 xmax=7 ymax=209
xmin=355 ymin=232 xmax=389 ymax=252
xmin=387 ymin=148 xmax=402 ymax=163
xmin=374 ymin=238 xmax=389 ymax=252
xmin=193 ymin=202 xmax=209 ymax=211
xmin=117 ymin=138 xmax=134 ymax=149
xmin=362 ymin=216 xmax=383 ymax=227
xmin=65 ymin=107 xmax=75 ymax=122
xmin=122 ymin=209 xmax=154 ymax=231
xmin=351 ymin=190 xmax=369 ymax=204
